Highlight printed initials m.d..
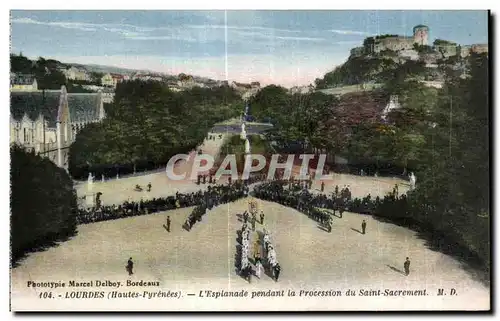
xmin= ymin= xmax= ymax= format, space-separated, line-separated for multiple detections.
xmin=437 ymin=288 xmax=457 ymax=296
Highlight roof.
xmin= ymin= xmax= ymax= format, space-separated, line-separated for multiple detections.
xmin=67 ymin=94 xmax=103 ymax=124
xmin=413 ymin=24 xmax=429 ymax=30
xmin=10 ymin=89 xmax=102 ymax=127
xmin=110 ymin=73 xmax=124 ymax=79
xmin=10 ymin=90 xmax=60 ymax=126
xmin=233 ymin=82 xmax=252 ymax=89
xmin=11 ymin=74 xmax=36 ymax=86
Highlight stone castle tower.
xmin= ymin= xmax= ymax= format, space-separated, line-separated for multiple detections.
xmin=413 ymin=25 xmax=429 ymax=46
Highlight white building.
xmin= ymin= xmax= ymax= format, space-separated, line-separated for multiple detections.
xmin=63 ymin=66 xmax=91 ymax=81
xmin=290 ymin=85 xmax=314 ymax=94
xmin=381 ymin=95 xmax=401 ymax=121
xmin=10 ymin=74 xmax=38 ymax=91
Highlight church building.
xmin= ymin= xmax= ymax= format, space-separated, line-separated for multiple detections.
xmin=10 ymin=85 xmax=105 ymax=169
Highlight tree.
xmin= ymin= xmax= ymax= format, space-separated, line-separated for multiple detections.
xmin=89 ymin=72 xmax=104 ymax=85
xmin=10 ymin=54 xmax=33 ymax=74
xmin=11 ymin=145 xmax=78 ymax=265
xmin=379 ymin=52 xmax=490 ymax=269
xmin=68 ymin=81 xmax=243 ymax=179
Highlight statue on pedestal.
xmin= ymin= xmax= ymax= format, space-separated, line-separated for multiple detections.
xmin=245 ymin=138 xmax=251 ymax=154
xmin=240 ymin=122 xmax=247 ymax=140
xmin=87 ymin=172 xmax=94 ymax=192
xmin=409 ymin=172 xmax=416 ymax=190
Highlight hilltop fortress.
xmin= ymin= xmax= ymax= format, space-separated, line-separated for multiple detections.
xmin=350 ymin=24 xmax=488 ymax=60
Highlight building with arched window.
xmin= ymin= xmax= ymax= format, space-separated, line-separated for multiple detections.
xmin=10 ymin=86 xmax=105 ymax=168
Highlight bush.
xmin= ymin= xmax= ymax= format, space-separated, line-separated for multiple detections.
xmin=11 ymin=145 xmax=78 ymax=265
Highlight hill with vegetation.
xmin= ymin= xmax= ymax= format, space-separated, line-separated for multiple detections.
xmin=314 ymin=41 xmax=467 ymax=90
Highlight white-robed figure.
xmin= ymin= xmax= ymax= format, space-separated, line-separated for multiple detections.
xmin=241 ymin=256 xmax=249 ymax=270
xmin=255 ymin=260 xmax=263 ymax=278
xmin=269 ymin=256 xmax=278 ymax=269
xmin=263 ymin=233 xmax=271 ymax=252
xmin=268 ymin=247 xmax=277 ymax=263
xmin=240 ymin=122 xmax=247 ymax=140
xmin=87 ymin=172 xmax=94 ymax=192
xmin=409 ymin=172 xmax=417 ymax=190
xmin=245 ymin=138 xmax=251 ymax=154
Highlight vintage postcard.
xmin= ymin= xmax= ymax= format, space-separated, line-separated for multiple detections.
xmin=9 ymin=10 xmax=490 ymax=311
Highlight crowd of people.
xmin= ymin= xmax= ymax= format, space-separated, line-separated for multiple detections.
xmin=253 ymin=179 xmax=379 ymax=231
xmin=77 ymin=180 xmax=251 ymax=225
xmin=79 ymin=171 xmax=414 ymax=279
xmin=252 ymin=179 xmax=412 ymax=276
xmin=183 ymin=181 xmax=250 ymax=231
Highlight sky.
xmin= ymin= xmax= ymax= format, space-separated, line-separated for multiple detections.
xmin=10 ymin=10 xmax=489 ymax=87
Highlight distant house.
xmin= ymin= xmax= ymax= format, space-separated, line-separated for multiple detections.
xmin=63 ymin=66 xmax=90 ymax=81
xmin=131 ymin=73 xmax=163 ymax=82
xmin=471 ymin=44 xmax=488 ymax=55
xmin=101 ymin=73 xmax=125 ymax=88
xmin=101 ymin=73 xmax=114 ymax=87
xmin=231 ymin=81 xmax=252 ymax=91
xmin=10 ymin=86 xmax=105 ymax=168
xmin=10 ymin=73 xmax=38 ymax=91
xmin=110 ymin=73 xmax=125 ymax=87
xmin=250 ymin=81 xmax=261 ymax=89
xmin=290 ymin=85 xmax=314 ymax=94
xmin=178 ymin=75 xmax=197 ymax=89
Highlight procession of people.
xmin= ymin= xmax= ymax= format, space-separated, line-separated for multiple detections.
xmin=262 ymin=229 xmax=281 ymax=282
xmin=77 ymin=180 xmax=250 ymax=225
xmin=235 ymin=206 xmax=283 ymax=283
xmin=238 ymin=221 xmax=253 ymax=283
xmin=82 ymin=170 xmax=413 ymax=281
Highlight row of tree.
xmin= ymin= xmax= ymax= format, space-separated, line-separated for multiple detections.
xmin=68 ymin=80 xmax=243 ymax=179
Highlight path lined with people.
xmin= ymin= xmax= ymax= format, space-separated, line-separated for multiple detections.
xmin=11 ymin=195 xmax=489 ymax=311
